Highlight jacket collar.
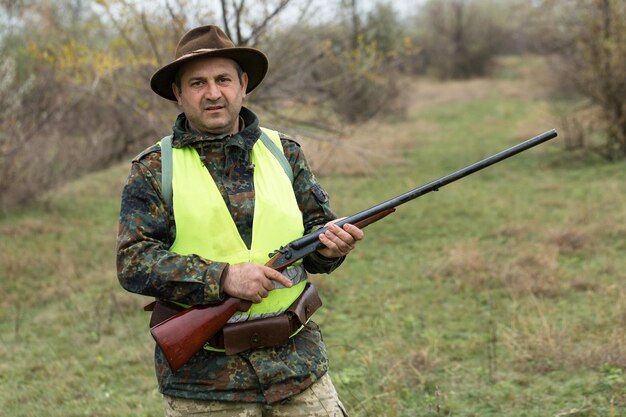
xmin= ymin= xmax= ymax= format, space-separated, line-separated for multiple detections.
xmin=171 ymin=106 xmax=261 ymax=149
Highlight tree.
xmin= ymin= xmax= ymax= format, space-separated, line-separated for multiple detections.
xmin=414 ymin=0 xmax=506 ymax=79
xmin=549 ymin=0 xmax=626 ymax=159
xmin=364 ymin=2 xmax=405 ymax=56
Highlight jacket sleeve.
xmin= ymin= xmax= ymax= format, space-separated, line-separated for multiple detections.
xmin=280 ymin=136 xmax=345 ymax=274
xmin=116 ymin=154 xmax=227 ymax=305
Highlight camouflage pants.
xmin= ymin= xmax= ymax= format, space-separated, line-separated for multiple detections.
xmin=163 ymin=373 xmax=347 ymax=417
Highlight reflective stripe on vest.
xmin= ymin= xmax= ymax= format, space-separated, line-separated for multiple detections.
xmin=168 ymin=127 xmax=307 ymax=323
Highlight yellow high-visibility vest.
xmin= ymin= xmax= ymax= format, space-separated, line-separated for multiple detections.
xmin=168 ymin=128 xmax=307 ymax=323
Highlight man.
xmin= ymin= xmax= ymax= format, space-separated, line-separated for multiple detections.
xmin=116 ymin=25 xmax=363 ymax=416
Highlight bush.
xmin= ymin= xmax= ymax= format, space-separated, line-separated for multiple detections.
xmin=0 ymin=2 xmax=175 ymax=211
xmin=550 ymin=0 xmax=626 ymax=160
xmin=258 ymin=22 xmax=407 ymax=125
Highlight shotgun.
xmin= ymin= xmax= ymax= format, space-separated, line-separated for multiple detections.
xmin=151 ymin=129 xmax=558 ymax=372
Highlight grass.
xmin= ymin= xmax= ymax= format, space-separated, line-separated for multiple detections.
xmin=315 ymin=82 xmax=626 ymax=416
xmin=1 ymin=66 xmax=625 ymax=416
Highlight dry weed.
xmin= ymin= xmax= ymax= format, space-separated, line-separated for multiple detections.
xmin=404 ymin=349 xmax=436 ymax=386
xmin=494 ymin=223 xmax=534 ymax=240
xmin=501 ymin=243 xmax=561 ymax=298
xmin=579 ymin=336 xmax=626 ymax=370
xmin=548 ymin=228 xmax=593 ymax=254
xmin=504 ymin=287 xmax=626 ymax=375
xmin=0 ymin=217 xmax=64 ymax=237
xmin=569 ymin=279 xmax=600 ymax=292
xmin=439 ymin=242 xmax=491 ymax=290
xmin=367 ymin=347 xmax=436 ymax=393
xmin=502 ymin=304 xmax=573 ymax=374
xmin=577 ymin=291 xmax=626 ymax=369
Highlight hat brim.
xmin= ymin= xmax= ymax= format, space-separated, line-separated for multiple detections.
xmin=150 ymin=48 xmax=268 ymax=101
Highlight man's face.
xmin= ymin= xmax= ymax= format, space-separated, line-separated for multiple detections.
xmin=173 ymin=57 xmax=248 ymax=135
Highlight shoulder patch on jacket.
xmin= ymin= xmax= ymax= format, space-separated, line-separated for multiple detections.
xmin=311 ymin=184 xmax=329 ymax=204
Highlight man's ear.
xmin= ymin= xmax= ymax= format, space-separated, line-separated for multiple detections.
xmin=172 ymin=82 xmax=182 ymax=105
xmin=241 ymin=73 xmax=249 ymax=97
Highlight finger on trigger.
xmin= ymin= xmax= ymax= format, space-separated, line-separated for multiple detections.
xmin=268 ymin=268 xmax=293 ymax=288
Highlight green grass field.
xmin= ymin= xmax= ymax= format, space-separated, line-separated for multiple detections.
xmin=1 ymin=70 xmax=624 ymax=416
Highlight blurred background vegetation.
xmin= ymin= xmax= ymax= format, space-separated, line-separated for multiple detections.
xmin=0 ymin=0 xmax=625 ymax=212
xmin=1 ymin=1 xmax=625 ymax=416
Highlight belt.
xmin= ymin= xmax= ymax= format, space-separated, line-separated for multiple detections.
xmin=146 ymin=282 xmax=322 ymax=355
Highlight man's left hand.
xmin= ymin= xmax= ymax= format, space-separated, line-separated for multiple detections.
xmin=316 ymin=220 xmax=364 ymax=258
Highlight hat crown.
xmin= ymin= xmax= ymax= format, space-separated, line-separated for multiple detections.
xmin=175 ymin=25 xmax=236 ymax=59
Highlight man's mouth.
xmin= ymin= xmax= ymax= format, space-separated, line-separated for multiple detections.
xmin=204 ymin=101 xmax=225 ymax=111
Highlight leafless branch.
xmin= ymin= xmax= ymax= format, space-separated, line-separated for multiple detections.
xmin=245 ymin=0 xmax=293 ymax=45
xmin=165 ymin=1 xmax=186 ymax=35
xmin=234 ymin=0 xmax=245 ymax=45
xmin=141 ymin=12 xmax=162 ymax=64
xmin=221 ymin=0 xmax=232 ymax=40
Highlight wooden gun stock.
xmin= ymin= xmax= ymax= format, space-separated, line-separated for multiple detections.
xmin=150 ymin=297 xmax=251 ymax=372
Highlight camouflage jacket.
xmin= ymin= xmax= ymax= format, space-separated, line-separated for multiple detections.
xmin=116 ymin=107 xmax=344 ymax=404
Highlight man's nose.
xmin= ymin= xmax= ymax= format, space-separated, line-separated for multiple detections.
xmin=204 ymin=82 xmax=222 ymax=100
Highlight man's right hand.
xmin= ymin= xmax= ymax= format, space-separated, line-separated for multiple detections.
xmin=222 ymin=263 xmax=293 ymax=303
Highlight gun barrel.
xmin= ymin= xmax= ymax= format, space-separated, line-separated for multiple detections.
xmin=290 ymin=129 xmax=557 ymax=250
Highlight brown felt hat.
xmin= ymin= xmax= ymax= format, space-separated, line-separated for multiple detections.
xmin=150 ymin=25 xmax=268 ymax=101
